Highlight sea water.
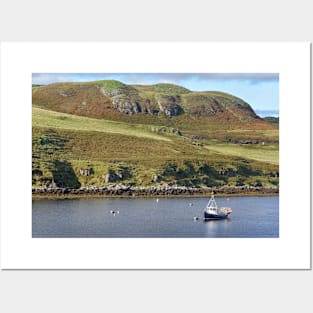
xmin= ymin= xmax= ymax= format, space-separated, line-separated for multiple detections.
xmin=32 ymin=196 xmax=279 ymax=238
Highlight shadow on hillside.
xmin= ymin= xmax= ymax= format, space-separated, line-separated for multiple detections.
xmin=51 ymin=160 xmax=81 ymax=188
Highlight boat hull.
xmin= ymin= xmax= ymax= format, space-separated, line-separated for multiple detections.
xmin=204 ymin=211 xmax=229 ymax=220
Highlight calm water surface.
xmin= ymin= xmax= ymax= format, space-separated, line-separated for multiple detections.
xmin=32 ymin=196 xmax=279 ymax=238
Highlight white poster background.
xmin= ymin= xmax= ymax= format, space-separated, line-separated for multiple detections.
xmin=0 ymin=42 xmax=310 ymax=269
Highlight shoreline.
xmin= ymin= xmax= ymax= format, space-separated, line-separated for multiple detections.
xmin=32 ymin=186 xmax=279 ymax=200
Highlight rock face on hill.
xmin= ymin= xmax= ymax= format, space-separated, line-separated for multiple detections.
xmin=32 ymin=80 xmax=260 ymax=121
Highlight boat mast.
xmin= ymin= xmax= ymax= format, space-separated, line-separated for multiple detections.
xmin=206 ymin=191 xmax=218 ymax=213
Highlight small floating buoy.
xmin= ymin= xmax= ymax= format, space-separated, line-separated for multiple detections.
xmin=156 ymin=198 xmax=159 ymax=203
xmin=189 ymin=203 xmax=193 ymax=207
xmin=193 ymin=216 xmax=199 ymax=221
xmin=110 ymin=210 xmax=119 ymax=215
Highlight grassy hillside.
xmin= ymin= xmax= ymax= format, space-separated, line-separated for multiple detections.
xmin=263 ymin=116 xmax=279 ymax=125
xmin=32 ymin=107 xmax=279 ymax=189
xmin=33 ymin=107 xmax=171 ymax=142
xmin=32 ymin=80 xmax=278 ymax=143
xmin=204 ymin=141 xmax=278 ymax=165
xmin=133 ymin=83 xmax=191 ymax=95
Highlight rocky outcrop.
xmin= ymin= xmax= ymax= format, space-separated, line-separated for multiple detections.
xmin=153 ymin=126 xmax=182 ymax=136
xmin=32 ymin=185 xmax=279 ymax=197
xmin=79 ymin=168 xmax=92 ymax=176
xmin=110 ymin=94 xmax=183 ymax=117
xmin=100 ymin=87 xmax=123 ymax=97
xmin=58 ymin=88 xmax=76 ymax=97
xmin=104 ymin=173 xmax=116 ymax=183
xmin=112 ymin=96 xmax=141 ymax=115
xmin=140 ymin=99 xmax=159 ymax=115
xmin=152 ymin=175 xmax=159 ymax=183
xmin=224 ymin=138 xmax=268 ymax=145
xmin=104 ymin=172 xmax=124 ymax=183
xmin=157 ymin=95 xmax=182 ymax=116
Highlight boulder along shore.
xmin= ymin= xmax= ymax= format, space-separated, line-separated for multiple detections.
xmin=32 ymin=185 xmax=279 ymax=199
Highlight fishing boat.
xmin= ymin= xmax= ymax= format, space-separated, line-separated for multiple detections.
xmin=204 ymin=192 xmax=232 ymax=220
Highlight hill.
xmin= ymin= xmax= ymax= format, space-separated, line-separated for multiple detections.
xmin=32 ymin=80 xmax=277 ymax=142
xmin=32 ymin=80 xmax=279 ymax=189
xmin=263 ymin=116 xmax=279 ymax=125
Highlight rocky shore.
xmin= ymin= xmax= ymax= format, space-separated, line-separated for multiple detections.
xmin=32 ymin=185 xmax=279 ymax=199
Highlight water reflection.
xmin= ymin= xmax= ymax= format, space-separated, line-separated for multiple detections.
xmin=203 ymin=218 xmax=232 ymax=236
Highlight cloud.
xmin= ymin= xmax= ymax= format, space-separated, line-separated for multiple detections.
xmin=32 ymin=73 xmax=279 ymax=85
xmin=32 ymin=73 xmax=77 ymax=84
xmin=121 ymin=73 xmax=279 ymax=85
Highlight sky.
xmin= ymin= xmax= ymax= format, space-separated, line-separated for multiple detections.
xmin=32 ymin=73 xmax=279 ymax=113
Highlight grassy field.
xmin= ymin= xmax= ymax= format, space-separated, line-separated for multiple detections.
xmin=32 ymin=107 xmax=279 ymax=188
xmin=225 ymin=129 xmax=278 ymax=138
xmin=205 ymin=141 xmax=279 ymax=165
xmin=33 ymin=107 xmax=171 ymax=142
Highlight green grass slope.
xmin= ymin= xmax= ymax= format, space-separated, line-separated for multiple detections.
xmin=33 ymin=107 xmax=171 ymax=142
xmin=32 ymin=107 xmax=279 ymax=189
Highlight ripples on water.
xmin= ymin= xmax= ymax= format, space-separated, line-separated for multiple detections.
xmin=32 ymin=196 xmax=279 ymax=238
